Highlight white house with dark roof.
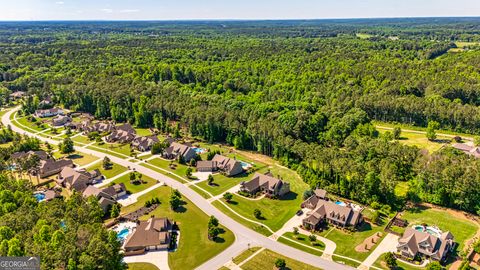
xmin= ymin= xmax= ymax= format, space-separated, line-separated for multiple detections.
xmin=34 ymin=107 xmax=64 ymax=118
xmin=163 ymin=142 xmax=196 ymax=162
xmin=196 ymin=154 xmax=244 ymax=176
xmin=239 ymin=172 xmax=290 ymax=197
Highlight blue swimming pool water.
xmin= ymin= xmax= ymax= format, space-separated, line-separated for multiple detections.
xmin=117 ymin=228 xmax=130 ymax=240
xmin=34 ymin=193 xmax=45 ymax=202
xmin=335 ymin=201 xmax=347 ymax=206
xmin=239 ymin=161 xmax=250 ymax=167
xmin=193 ymin=147 xmax=206 ymax=154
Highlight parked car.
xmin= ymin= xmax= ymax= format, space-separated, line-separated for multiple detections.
xmin=296 ymin=209 xmax=303 ymax=216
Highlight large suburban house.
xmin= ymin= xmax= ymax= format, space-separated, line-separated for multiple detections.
xmin=397 ymin=228 xmax=455 ymax=262
xmin=82 ymin=185 xmax=117 ymax=212
xmin=56 ymin=167 xmax=103 ymax=192
xmin=38 ymin=159 xmax=74 ymax=178
xmin=452 ymin=143 xmax=480 ymax=158
xmin=132 ymin=135 xmax=159 ymax=152
xmin=196 ymin=154 xmax=244 ymax=176
xmin=302 ymin=189 xmax=363 ymax=229
xmin=82 ymin=121 xmax=116 ymax=134
xmin=11 ymin=150 xmax=49 ymax=162
xmin=9 ymin=91 xmax=26 ymax=99
xmin=34 ymin=107 xmax=64 ymax=118
xmin=239 ymin=172 xmax=290 ymax=197
xmin=105 ymin=123 xmax=136 ymax=143
xmin=101 ymin=183 xmax=127 ymax=199
xmin=163 ymin=142 xmax=196 ymax=162
xmin=123 ymin=217 xmax=173 ymax=254
xmin=52 ymin=115 xmax=72 ymax=126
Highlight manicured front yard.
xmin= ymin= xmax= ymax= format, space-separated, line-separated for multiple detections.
xmin=71 ymin=134 xmax=91 ymax=145
xmin=65 ymin=153 xmax=99 ymax=166
xmin=120 ymin=186 xmax=235 ymax=270
xmin=212 ymin=165 xmax=308 ymax=232
xmin=232 ymin=247 xmax=261 ymax=264
xmin=318 ymin=222 xmax=386 ymax=261
xmin=103 ymin=173 xmax=157 ymax=193
xmin=127 ymin=263 xmax=159 ymax=270
xmin=86 ymin=162 xmax=128 ymax=179
xmin=92 ymin=141 xmax=132 ymax=157
xmin=398 ymin=205 xmax=478 ymax=254
xmin=373 ymin=253 xmax=424 ymax=270
xmin=147 ymin=158 xmax=192 ymax=180
xmin=16 ymin=116 xmax=47 ymax=132
xmin=195 ymin=171 xmax=262 ymax=196
xmin=241 ymin=249 xmax=321 ymax=270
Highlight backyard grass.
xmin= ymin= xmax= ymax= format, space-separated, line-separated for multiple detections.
xmin=395 ymin=181 xmax=409 ymax=198
xmin=127 ymin=263 xmax=159 ymax=270
xmin=124 ymin=186 xmax=235 ymax=270
xmin=241 ymin=249 xmax=321 ymax=270
xmin=398 ymin=205 xmax=478 ymax=253
xmin=212 ymin=165 xmax=308 ymax=232
xmin=232 ymin=247 xmax=261 ymax=264
xmin=377 ymin=127 xmax=450 ymax=153
xmin=318 ymin=222 xmax=386 ymax=261
xmin=102 ymin=173 xmax=157 ymax=194
xmin=86 ymin=162 xmax=128 ymax=179
xmin=134 ymin=127 xmax=153 ymax=136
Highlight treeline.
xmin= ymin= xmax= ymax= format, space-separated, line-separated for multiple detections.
xmin=2 ymin=22 xmax=480 ymax=213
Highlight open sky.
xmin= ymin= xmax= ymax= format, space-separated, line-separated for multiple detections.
xmin=1 ymin=0 xmax=479 ymax=21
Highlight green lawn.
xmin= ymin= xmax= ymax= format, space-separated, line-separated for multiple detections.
xmin=127 ymin=263 xmax=159 ymax=270
xmin=120 ymin=186 xmax=235 ymax=270
xmin=212 ymin=165 xmax=308 ymax=232
xmin=71 ymin=135 xmax=91 ymax=145
xmin=212 ymin=200 xmax=272 ymax=236
xmin=241 ymin=249 xmax=321 ymax=270
xmin=134 ymin=127 xmax=153 ymax=136
xmin=277 ymin=235 xmax=324 ymax=257
xmin=93 ymin=141 xmax=132 ymax=157
xmin=332 ymin=254 xmax=361 ymax=268
xmin=196 ymin=171 xmax=262 ymax=196
xmin=102 ymin=173 xmax=157 ymax=194
xmin=16 ymin=116 xmax=47 ymax=132
xmin=399 ymin=205 xmax=478 ymax=253
xmin=356 ymin=33 xmax=374 ymax=39
xmin=189 ymin=185 xmax=212 ymax=199
xmin=318 ymin=222 xmax=386 ymax=261
xmin=148 ymin=158 xmax=192 ymax=180
xmin=142 ymin=163 xmax=188 ymax=184
xmin=65 ymin=153 xmax=99 ymax=166
xmin=86 ymin=162 xmax=128 ymax=179
xmin=373 ymin=253 xmax=424 ymax=270
xmin=232 ymin=247 xmax=261 ymax=264
xmin=395 ymin=181 xmax=409 ymax=198
xmin=281 ymin=232 xmax=325 ymax=250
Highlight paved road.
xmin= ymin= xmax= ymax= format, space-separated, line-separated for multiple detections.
xmin=4 ymin=107 xmax=354 ymax=270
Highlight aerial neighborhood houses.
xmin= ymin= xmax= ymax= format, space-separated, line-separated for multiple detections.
xmin=302 ymin=189 xmax=363 ymax=230
xmin=123 ymin=217 xmax=173 ymax=255
xmin=52 ymin=115 xmax=72 ymax=126
xmin=163 ymin=141 xmax=196 ymax=162
xmin=196 ymin=154 xmax=244 ymax=176
xmin=34 ymin=107 xmax=64 ymax=118
xmin=397 ymin=228 xmax=455 ymax=262
xmin=39 ymin=158 xmax=74 ymax=178
xmin=240 ymin=172 xmax=290 ymax=198
xmin=81 ymin=121 xmax=116 ymax=134
xmin=105 ymin=123 xmax=137 ymax=143
xmin=9 ymin=91 xmax=26 ymax=99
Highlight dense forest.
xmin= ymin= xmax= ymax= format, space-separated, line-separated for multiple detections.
xmin=2 ymin=19 xmax=480 ymax=214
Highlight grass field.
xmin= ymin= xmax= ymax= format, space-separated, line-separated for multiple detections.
xmin=93 ymin=141 xmax=131 ymax=157
xmin=195 ymin=171 xmax=261 ymax=196
xmin=377 ymin=126 xmax=450 ymax=153
xmin=134 ymin=127 xmax=153 ymax=136
xmin=277 ymin=235 xmax=324 ymax=257
xmin=87 ymin=162 xmax=128 ymax=179
xmin=65 ymin=153 xmax=99 ymax=166
xmin=318 ymin=222 xmax=386 ymax=261
xmin=232 ymin=247 xmax=261 ymax=264
xmin=241 ymin=249 xmax=321 ymax=270
xmin=212 ymin=165 xmax=308 ymax=232
xmin=147 ymin=158 xmax=192 ymax=179
xmin=120 ymin=186 xmax=235 ymax=270
xmin=103 ymin=173 xmax=157 ymax=193
xmin=127 ymin=263 xmax=159 ymax=270
xmin=399 ymin=205 xmax=478 ymax=254
xmin=16 ymin=116 xmax=47 ymax=132
xmin=373 ymin=120 xmax=474 ymax=140
xmin=356 ymin=33 xmax=374 ymax=39
xmin=71 ymin=135 xmax=91 ymax=145
xmin=142 ymin=163 xmax=188 ymax=184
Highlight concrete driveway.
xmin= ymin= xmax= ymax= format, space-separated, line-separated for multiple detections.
xmin=359 ymin=233 xmax=399 ymax=270
xmin=123 ymin=250 xmax=170 ymax=270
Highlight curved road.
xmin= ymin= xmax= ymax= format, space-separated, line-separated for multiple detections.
xmin=3 ymin=107 xmax=352 ymax=270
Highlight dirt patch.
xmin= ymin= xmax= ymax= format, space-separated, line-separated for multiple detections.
xmin=355 ymin=232 xmax=383 ymax=252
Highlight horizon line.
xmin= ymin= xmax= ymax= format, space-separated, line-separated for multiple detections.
xmin=0 ymin=15 xmax=479 ymax=22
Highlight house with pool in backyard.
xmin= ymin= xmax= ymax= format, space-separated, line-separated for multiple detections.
xmin=396 ymin=225 xmax=455 ymax=263
xmin=115 ymin=216 xmax=177 ymax=256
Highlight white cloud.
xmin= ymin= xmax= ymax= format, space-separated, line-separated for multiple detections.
xmin=119 ymin=9 xmax=140 ymax=13
xmin=101 ymin=8 xmax=113 ymax=13
xmin=55 ymin=1 xmax=64 ymax=4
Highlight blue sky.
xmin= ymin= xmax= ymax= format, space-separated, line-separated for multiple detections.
xmin=1 ymin=0 xmax=479 ymax=21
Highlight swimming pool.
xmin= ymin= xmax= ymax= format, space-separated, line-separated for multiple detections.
xmin=117 ymin=228 xmax=130 ymax=241
xmin=239 ymin=161 xmax=251 ymax=168
xmin=335 ymin=201 xmax=347 ymax=207
xmin=34 ymin=193 xmax=46 ymax=202
xmin=413 ymin=225 xmax=442 ymax=237
xmin=192 ymin=147 xmax=206 ymax=154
